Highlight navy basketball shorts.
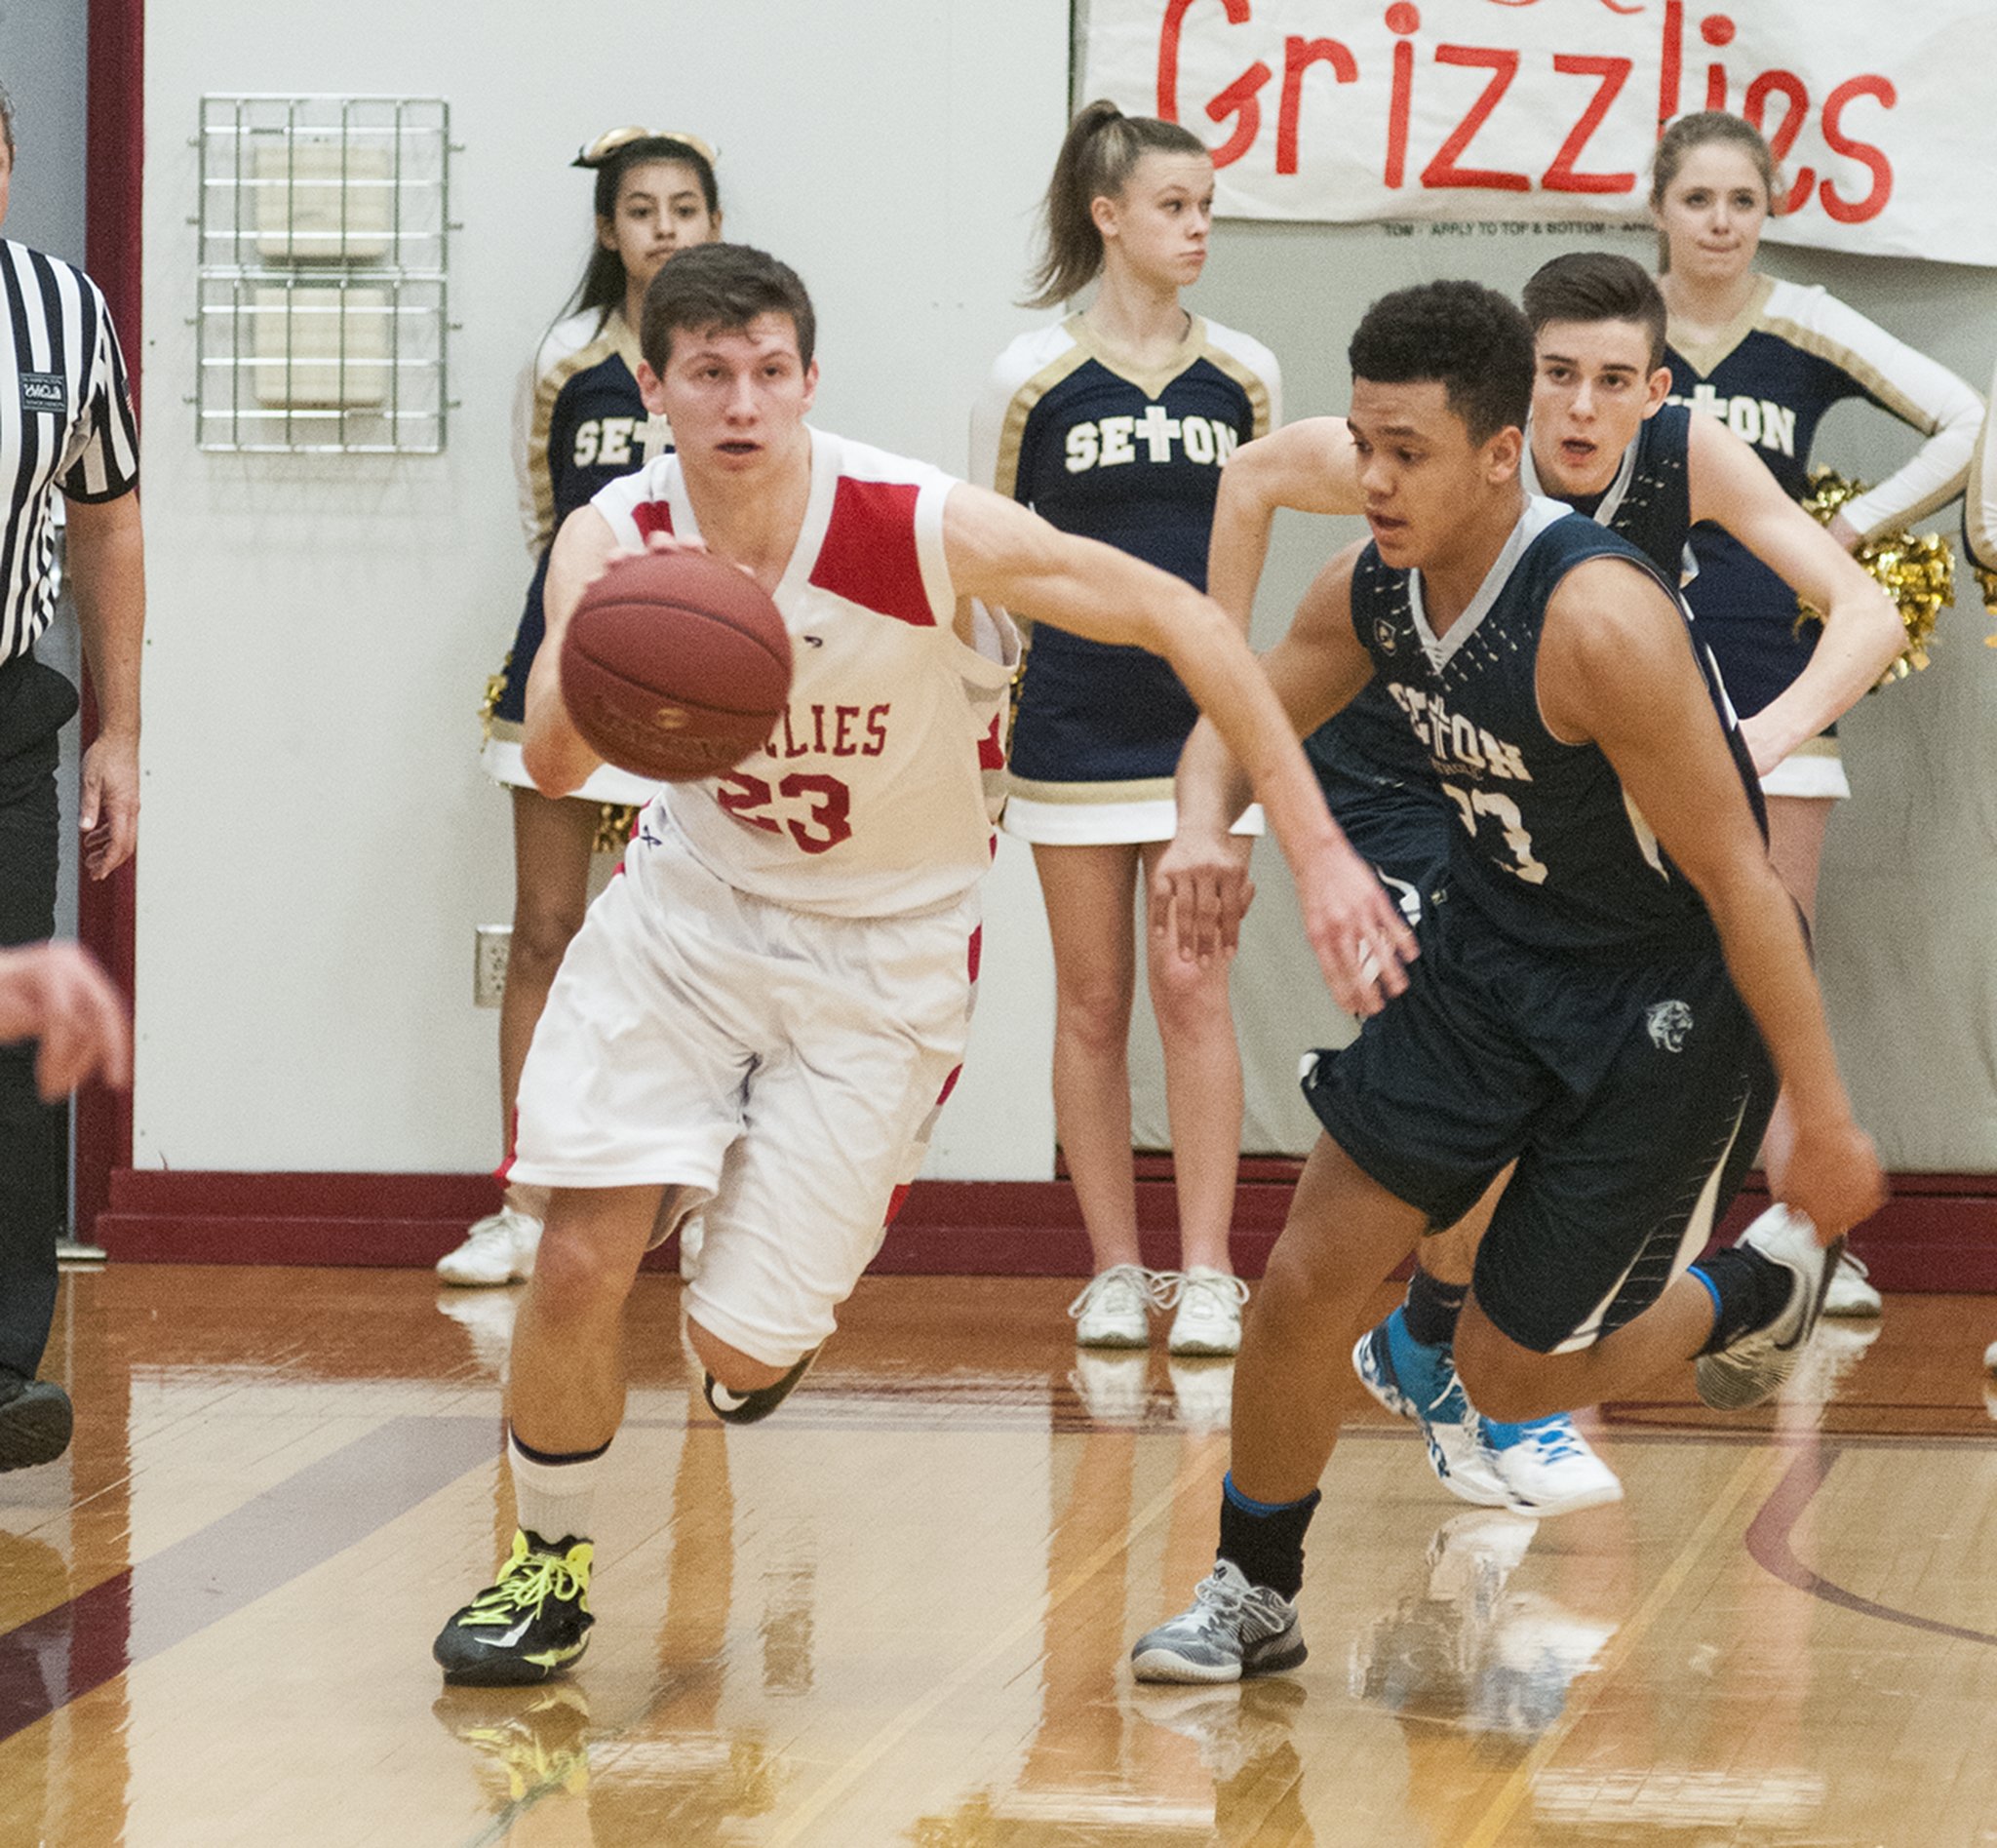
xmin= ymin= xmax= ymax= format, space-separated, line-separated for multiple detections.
xmin=1302 ymin=897 xmax=1778 ymax=1355
xmin=1330 ymin=786 xmax=1452 ymax=930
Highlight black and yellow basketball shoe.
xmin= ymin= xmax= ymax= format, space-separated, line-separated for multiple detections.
xmin=433 ymin=1529 xmax=594 ymax=1686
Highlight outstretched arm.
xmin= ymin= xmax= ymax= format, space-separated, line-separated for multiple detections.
xmin=946 ymin=486 xmax=1413 ymax=1014
xmin=1687 ymin=413 xmax=1902 ymax=770
xmin=1540 ymin=561 xmax=1884 ymax=1239
xmin=1166 ymin=544 xmax=1381 ymax=964
xmin=521 ymin=506 xmax=622 ymax=797
xmin=1205 ymin=418 xmax=1362 ymax=624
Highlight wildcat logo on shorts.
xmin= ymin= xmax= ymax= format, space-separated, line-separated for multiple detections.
xmin=1646 ymin=1001 xmax=1693 ymax=1052
xmin=1373 ymin=617 xmax=1398 ymax=655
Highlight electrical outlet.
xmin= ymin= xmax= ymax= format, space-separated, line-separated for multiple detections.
xmin=474 ymin=925 xmax=511 ymax=1007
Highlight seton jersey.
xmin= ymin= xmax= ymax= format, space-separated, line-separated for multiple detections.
xmin=1311 ymin=407 xmax=1696 ymax=824
xmin=591 ymin=428 xmax=1018 ymax=920
xmin=515 ymin=309 xmax=671 ymax=558
xmin=1352 ymin=498 xmax=1754 ymax=959
xmin=1666 ymin=277 xmax=1980 ymax=715
xmin=972 ymin=314 xmax=1278 ymax=791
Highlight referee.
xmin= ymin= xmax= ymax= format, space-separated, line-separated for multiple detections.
xmin=0 ymin=84 xmax=142 ymax=1471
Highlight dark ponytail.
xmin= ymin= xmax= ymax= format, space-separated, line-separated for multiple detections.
xmin=1021 ymin=100 xmax=1207 ymax=310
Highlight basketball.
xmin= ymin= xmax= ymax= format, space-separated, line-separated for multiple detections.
xmin=559 ymin=548 xmax=792 ymax=782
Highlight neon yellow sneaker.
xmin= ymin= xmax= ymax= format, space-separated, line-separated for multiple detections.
xmin=433 ymin=1530 xmax=594 ymax=1686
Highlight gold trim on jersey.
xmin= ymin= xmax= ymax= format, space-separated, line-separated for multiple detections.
xmin=1003 ymin=771 xmax=1178 ymax=805
xmin=526 ymin=313 xmax=661 ymax=552
xmin=1664 ymin=275 xmax=1776 ymax=380
xmin=989 ymin=332 xmax=1095 ymax=504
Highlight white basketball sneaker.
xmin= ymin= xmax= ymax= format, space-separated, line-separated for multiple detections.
xmin=436 ymin=1207 xmax=542 ymax=1287
xmin=1695 ymin=1205 xmax=1844 ymax=1411
xmin=1158 ymin=1267 xmax=1250 ymax=1357
xmin=1821 ymin=1250 xmax=1882 ymax=1317
xmin=1069 ymin=1264 xmax=1155 ymax=1348
xmin=1473 ymin=1414 xmax=1624 ymax=1517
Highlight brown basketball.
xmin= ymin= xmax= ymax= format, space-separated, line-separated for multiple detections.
xmin=559 ymin=548 xmax=792 ymax=782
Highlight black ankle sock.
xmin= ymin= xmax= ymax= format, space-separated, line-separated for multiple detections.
xmin=1691 ymin=1247 xmax=1789 ymax=1355
xmin=1218 ymin=1474 xmax=1321 ymax=1600
xmin=1404 ymin=1267 xmax=1468 ymax=1349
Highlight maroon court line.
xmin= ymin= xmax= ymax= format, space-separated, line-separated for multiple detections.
xmin=1745 ymin=1445 xmax=1997 ymax=1646
xmin=0 ymin=1416 xmax=501 ymax=1746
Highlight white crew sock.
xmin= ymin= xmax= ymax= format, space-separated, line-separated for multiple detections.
xmin=507 ymin=1432 xmax=607 ymax=1545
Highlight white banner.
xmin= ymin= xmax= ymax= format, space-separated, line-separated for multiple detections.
xmin=1080 ymin=0 xmax=1997 ymax=265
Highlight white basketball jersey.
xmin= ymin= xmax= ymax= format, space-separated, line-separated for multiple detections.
xmin=591 ymin=428 xmax=1019 ymax=918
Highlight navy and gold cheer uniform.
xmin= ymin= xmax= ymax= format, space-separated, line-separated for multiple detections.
xmin=481 ymin=309 xmax=671 ymax=804
xmin=971 ymin=313 xmax=1279 ymax=842
xmin=1667 ymin=276 xmax=1981 ymax=798
xmin=1305 ymin=501 xmax=1777 ymax=1356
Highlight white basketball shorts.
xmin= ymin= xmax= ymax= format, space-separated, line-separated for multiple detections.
xmin=512 ymin=812 xmax=981 ymax=1366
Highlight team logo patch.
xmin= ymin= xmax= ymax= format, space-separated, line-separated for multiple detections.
xmin=1646 ymin=1001 xmax=1693 ymax=1052
xmin=20 ymin=373 xmax=65 ymax=415
xmin=1372 ymin=617 xmax=1398 ymax=655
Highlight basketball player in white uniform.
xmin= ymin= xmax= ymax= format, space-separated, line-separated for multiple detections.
xmin=432 ymin=243 xmax=1416 ymax=1686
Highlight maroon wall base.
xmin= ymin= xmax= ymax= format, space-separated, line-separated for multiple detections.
xmin=94 ymin=1163 xmax=1997 ymax=1289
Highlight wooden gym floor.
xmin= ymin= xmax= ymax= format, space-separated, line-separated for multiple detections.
xmin=4 ymin=1264 xmax=1997 ymax=1846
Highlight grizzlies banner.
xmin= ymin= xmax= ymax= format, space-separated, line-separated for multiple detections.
xmin=1080 ymin=0 xmax=1997 ymax=265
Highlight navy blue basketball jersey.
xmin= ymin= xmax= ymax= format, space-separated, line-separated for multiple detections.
xmin=1666 ymin=277 xmax=1979 ymax=713
xmin=972 ymin=315 xmax=1278 ymax=789
xmin=1351 ymin=499 xmax=1756 ymax=957
xmin=1310 ymin=407 xmax=1697 ymax=824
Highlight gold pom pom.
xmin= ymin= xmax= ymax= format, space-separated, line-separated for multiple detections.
xmin=1795 ymin=469 xmax=1953 ymax=687
xmin=593 ymin=804 xmax=640 ymax=856
xmin=1974 ymin=564 xmax=1997 ymax=649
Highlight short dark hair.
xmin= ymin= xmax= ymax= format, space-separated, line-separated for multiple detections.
xmin=640 ymin=243 xmax=816 ymax=374
xmin=1522 ymin=252 xmax=1667 ymax=372
xmin=1348 ymin=281 xmax=1533 ymax=443
xmin=0 ymin=84 xmax=14 ymax=159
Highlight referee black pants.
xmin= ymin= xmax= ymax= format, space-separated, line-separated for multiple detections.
xmin=0 ymin=654 xmax=80 ymax=1383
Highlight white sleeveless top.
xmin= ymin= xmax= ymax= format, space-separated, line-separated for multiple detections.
xmin=591 ymin=427 xmax=1019 ymax=919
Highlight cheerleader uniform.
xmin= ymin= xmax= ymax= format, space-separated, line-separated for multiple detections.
xmin=971 ymin=314 xmax=1279 ymax=842
xmin=480 ymin=308 xmax=671 ymax=806
xmin=1666 ymin=276 xmax=1981 ymax=799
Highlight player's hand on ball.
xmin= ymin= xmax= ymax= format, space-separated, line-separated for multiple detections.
xmin=1153 ymin=831 xmax=1254 ymax=963
xmin=1768 ymin=1115 xmax=1885 ymax=1241
xmin=1294 ymin=844 xmax=1417 ymax=1018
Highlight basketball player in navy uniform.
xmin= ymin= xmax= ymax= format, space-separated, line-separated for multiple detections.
xmin=1204 ymin=254 xmax=1899 ymax=1519
xmin=974 ymin=100 xmax=1279 ymax=1360
xmin=1129 ymin=281 xmax=1883 ymax=1684
xmin=431 ymin=244 xmax=1415 ymax=1686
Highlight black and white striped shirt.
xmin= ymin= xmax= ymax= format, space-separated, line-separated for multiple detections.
xmin=0 ymin=240 xmax=140 ymax=666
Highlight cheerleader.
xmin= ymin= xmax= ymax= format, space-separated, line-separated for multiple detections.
xmin=440 ymin=129 xmax=723 ymax=1286
xmin=972 ymin=101 xmax=1279 ymax=1357
xmin=1653 ymin=110 xmax=1983 ymax=1317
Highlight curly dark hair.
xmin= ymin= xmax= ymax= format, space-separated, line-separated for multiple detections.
xmin=1348 ymin=281 xmax=1533 ymax=442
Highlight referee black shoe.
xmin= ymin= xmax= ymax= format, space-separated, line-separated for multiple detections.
xmin=434 ymin=1530 xmax=594 ymax=1685
xmin=0 ymin=1379 xmax=73 ymax=1472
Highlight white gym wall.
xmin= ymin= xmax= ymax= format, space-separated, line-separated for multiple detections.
xmin=136 ymin=1 xmax=1070 ymax=1177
